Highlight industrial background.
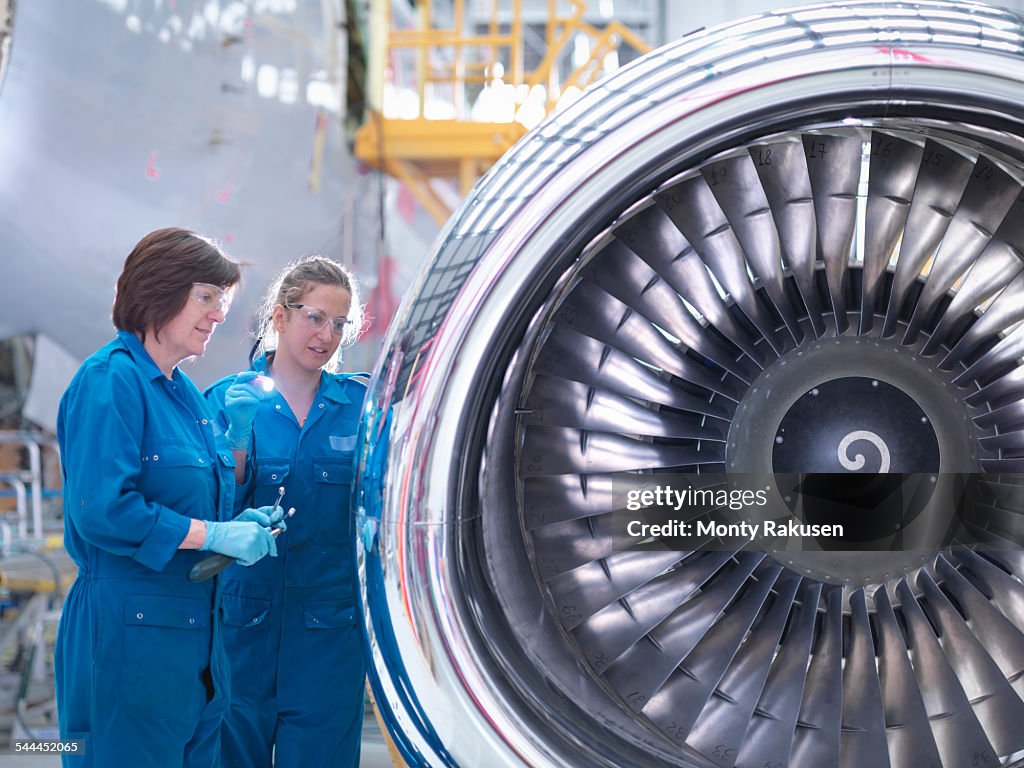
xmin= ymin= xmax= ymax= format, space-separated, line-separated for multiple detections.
xmin=3 ymin=1 xmax=1024 ymax=767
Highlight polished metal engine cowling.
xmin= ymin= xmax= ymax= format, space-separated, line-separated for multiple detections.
xmin=0 ymin=1 xmax=12 ymax=96
xmin=355 ymin=3 xmax=1024 ymax=767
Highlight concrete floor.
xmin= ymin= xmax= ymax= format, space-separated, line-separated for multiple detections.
xmin=0 ymin=715 xmax=397 ymax=766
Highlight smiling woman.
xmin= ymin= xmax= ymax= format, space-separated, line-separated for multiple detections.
xmin=55 ymin=228 xmax=281 ymax=768
xmin=143 ymin=282 xmax=236 ymax=372
xmin=203 ymin=255 xmax=368 ymax=768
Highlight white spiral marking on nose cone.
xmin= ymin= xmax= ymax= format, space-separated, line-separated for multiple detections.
xmin=838 ymin=430 xmax=891 ymax=473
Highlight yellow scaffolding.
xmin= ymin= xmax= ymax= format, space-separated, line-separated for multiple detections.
xmin=354 ymin=0 xmax=651 ymax=225
xmin=0 ymin=536 xmax=76 ymax=594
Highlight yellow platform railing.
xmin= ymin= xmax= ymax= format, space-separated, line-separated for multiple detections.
xmin=354 ymin=0 xmax=651 ymax=225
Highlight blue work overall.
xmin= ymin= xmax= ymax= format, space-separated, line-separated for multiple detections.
xmin=56 ymin=332 xmax=235 ymax=768
xmin=205 ymin=354 xmax=366 ymax=768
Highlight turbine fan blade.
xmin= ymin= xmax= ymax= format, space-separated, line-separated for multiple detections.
xmin=751 ymin=140 xmax=827 ymax=338
xmin=804 ymin=132 xmax=862 ymax=334
xmin=839 ymin=589 xmax=890 ymax=768
xmin=656 ymin=175 xmax=786 ymax=354
xmin=861 ymin=132 xmax=923 ymax=334
xmin=702 ymin=154 xmax=803 ymax=343
xmin=883 ymin=140 xmax=974 ymax=337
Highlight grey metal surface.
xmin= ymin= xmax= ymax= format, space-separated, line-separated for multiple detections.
xmin=356 ymin=3 xmax=1024 ymax=767
xmin=0 ymin=0 xmax=383 ymax=386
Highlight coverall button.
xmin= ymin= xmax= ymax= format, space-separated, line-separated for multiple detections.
xmin=271 ymin=474 xmax=277 ymax=480
xmin=136 ymin=612 xmax=143 ymax=620
xmin=322 ymin=472 xmax=328 ymax=478
xmin=189 ymin=618 xmax=195 ymax=625
xmin=318 ymin=403 xmax=324 ymax=409
xmin=275 ymin=404 xmax=281 ymax=410
xmin=153 ymin=455 xmax=159 ymax=461
xmin=201 ymin=418 xmax=208 ymax=425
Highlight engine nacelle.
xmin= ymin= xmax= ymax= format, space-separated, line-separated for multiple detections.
xmin=356 ymin=4 xmax=1024 ymax=766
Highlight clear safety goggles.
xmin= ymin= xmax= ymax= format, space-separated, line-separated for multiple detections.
xmin=285 ymin=303 xmax=351 ymax=337
xmin=191 ymin=283 xmax=234 ymax=314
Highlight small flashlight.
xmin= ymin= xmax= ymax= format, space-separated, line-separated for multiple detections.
xmin=254 ymin=375 xmax=275 ymax=393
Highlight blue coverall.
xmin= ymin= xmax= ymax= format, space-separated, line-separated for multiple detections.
xmin=56 ymin=332 xmax=236 ymax=768
xmin=205 ymin=354 xmax=366 ymax=768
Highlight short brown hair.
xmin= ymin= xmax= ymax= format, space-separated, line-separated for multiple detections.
xmin=112 ymin=228 xmax=241 ymax=343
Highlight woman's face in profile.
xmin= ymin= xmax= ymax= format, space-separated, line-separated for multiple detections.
xmin=157 ymin=283 xmax=231 ymax=364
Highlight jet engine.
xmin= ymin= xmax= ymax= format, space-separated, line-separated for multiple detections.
xmin=355 ymin=3 xmax=1024 ymax=766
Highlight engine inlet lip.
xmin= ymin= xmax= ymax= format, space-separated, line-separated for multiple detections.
xmin=360 ymin=8 xmax=1024 ymax=766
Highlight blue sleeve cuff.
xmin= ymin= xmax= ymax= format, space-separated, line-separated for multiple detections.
xmin=132 ymin=508 xmax=193 ymax=572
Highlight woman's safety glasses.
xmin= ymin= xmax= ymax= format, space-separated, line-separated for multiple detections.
xmin=191 ymin=283 xmax=234 ymax=313
xmin=285 ymin=303 xmax=351 ymax=337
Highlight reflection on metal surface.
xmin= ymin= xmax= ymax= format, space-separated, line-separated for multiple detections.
xmin=356 ymin=3 xmax=1024 ymax=767
xmin=0 ymin=1 xmax=11 ymax=99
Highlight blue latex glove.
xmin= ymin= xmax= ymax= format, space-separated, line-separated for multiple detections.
xmin=234 ymin=504 xmax=287 ymax=532
xmin=200 ymin=520 xmax=277 ymax=566
xmin=223 ymin=371 xmax=273 ymax=450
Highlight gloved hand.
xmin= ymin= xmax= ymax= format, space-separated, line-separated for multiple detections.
xmin=200 ymin=520 xmax=277 ymax=566
xmin=234 ymin=504 xmax=287 ymax=532
xmin=223 ymin=371 xmax=273 ymax=450
xmin=355 ymin=507 xmax=378 ymax=552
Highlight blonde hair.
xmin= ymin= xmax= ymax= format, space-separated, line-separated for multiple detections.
xmin=253 ymin=256 xmax=365 ymax=373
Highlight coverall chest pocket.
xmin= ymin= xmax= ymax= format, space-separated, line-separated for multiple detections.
xmin=121 ymin=594 xmax=211 ymax=720
xmin=139 ymin=441 xmax=215 ymax=514
xmin=255 ymin=461 xmax=290 ymax=500
xmin=312 ymin=455 xmax=355 ymax=545
xmin=140 ymin=441 xmax=207 ymax=470
xmin=312 ymin=456 xmax=353 ymax=486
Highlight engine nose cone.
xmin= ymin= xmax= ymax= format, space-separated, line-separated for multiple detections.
xmin=772 ymin=377 xmax=941 ymax=549
xmin=772 ymin=377 xmax=940 ymax=474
